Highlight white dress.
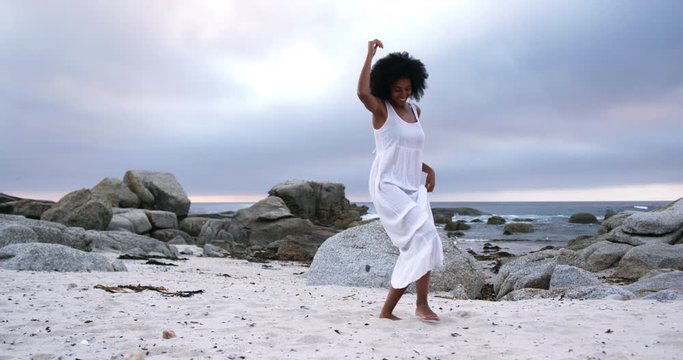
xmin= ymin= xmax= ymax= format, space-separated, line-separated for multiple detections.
xmin=369 ymin=101 xmax=444 ymax=289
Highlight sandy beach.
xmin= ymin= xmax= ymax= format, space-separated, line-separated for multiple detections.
xmin=0 ymin=247 xmax=681 ymax=360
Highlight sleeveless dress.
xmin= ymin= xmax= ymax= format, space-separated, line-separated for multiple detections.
xmin=369 ymin=101 xmax=444 ymax=289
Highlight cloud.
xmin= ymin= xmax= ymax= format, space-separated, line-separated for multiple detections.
xmin=1 ymin=1 xmax=682 ymax=202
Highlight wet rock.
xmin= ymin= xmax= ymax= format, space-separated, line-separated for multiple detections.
xmin=568 ymin=212 xmax=599 ymax=224
xmin=487 ymin=216 xmax=506 ymax=225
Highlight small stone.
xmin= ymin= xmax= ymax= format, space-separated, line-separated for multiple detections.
xmin=162 ymin=329 xmax=177 ymax=339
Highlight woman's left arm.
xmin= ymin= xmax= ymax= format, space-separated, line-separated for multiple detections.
xmin=422 ymin=163 xmax=435 ymax=192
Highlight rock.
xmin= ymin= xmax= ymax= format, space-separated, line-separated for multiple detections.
xmin=179 ymin=217 xmax=211 ymax=237
xmin=168 ymin=236 xmax=188 ymax=245
xmin=91 ymin=177 xmax=140 ymax=208
xmin=0 ymin=243 xmax=126 ymax=272
xmin=41 ymin=189 xmax=112 ymax=230
xmin=431 ymin=209 xmax=453 ymax=224
xmin=0 ymin=223 xmax=39 ymax=246
xmin=641 ymin=289 xmax=683 ymax=301
xmin=503 ymin=222 xmax=534 ymax=234
xmin=307 ymin=221 xmax=485 ymax=299
xmin=108 ymin=209 xmax=152 ymax=234
xmin=487 ymin=216 xmax=506 ymax=225
xmin=0 ymin=214 xmax=91 ymax=251
xmin=144 ymin=210 xmax=178 ymax=229
xmin=549 ymin=265 xmax=602 ymax=289
xmin=90 ymin=231 xmax=179 ymax=258
xmin=268 ymin=180 xmax=363 ymax=226
xmin=445 ymin=220 xmax=470 ymax=231
xmin=621 ymin=198 xmax=683 ymax=236
xmin=494 ymin=249 xmax=582 ymax=299
xmin=162 ymin=329 xmax=176 ymax=339
xmin=151 ymin=229 xmax=193 ymax=244
xmin=598 ymin=212 xmax=634 ymax=235
xmin=561 ymin=286 xmax=635 ymax=300
xmin=615 ymin=243 xmax=683 ymax=280
xmin=197 ymin=219 xmax=233 ymax=246
xmin=625 ymin=270 xmax=683 ymax=296
xmin=10 ymin=199 xmax=55 ymax=219
xmin=577 ymin=240 xmax=633 ymax=272
xmin=604 ymin=209 xmax=617 ymax=221
xmin=500 ymin=286 xmax=635 ymax=301
xmin=568 ymin=212 xmax=599 ymax=224
xmin=566 ymin=235 xmax=602 ymax=250
xmin=0 ymin=193 xmax=21 ymax=204
xmin=203 ymin=244 xmax=229 ymax=257
xmin=123 ymin=170 xmax=191 ymax=217
xmin=605 ymin=226 xmax=683 ymax=246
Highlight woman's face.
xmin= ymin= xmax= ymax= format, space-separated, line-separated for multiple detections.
xmin=390 ymin=78 xmax=412 ymax=107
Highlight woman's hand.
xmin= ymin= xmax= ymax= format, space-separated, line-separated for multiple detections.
xmin=367 ymin=39 xmax=384 ymax=58
xmin=423 ymin=164 xmax=436 ymax=192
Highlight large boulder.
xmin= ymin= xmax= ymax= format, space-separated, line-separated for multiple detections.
xmin=621 ymin=198 xmax=683 ymax=236
xmin=145 ymin=210 xmax=178 ymax=229
xmin=493 ymin=249 xmax=582 ymax=299
xmin=41 ymin=189 xmax=112 ymax=230
xmin=598 ymin=211 xmax=634 ymax=235
xmin=577 ymin=240 xmax=633 ymax=272
xmin=307 ymin=221 xmax=485 ymax=299
xmin=614 ymin=243 xmax=683 ymax=280
xmin=91 ymin=177 xmax=140 ymax=208
xmin=549 ymin=265 xmax=602 ymax=289
xmin=0 ymin=243 xmax=126 ymax=272
xmin=123 ymin=170 xmax=190 ymax=217
xmin=268 ymin=180 xmax=363 ymax=227
xmin=0 ymin=214 xmax=91 ymax=251
xmin=107 ymin=208 xmax=153 ymax=234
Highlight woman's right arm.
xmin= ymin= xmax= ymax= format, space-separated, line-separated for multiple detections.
xmin=357 ymin=39 xmax=387 ymax=128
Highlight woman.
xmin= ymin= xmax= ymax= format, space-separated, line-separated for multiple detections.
xmin=357 ymin=39 xmax=444 ymax=321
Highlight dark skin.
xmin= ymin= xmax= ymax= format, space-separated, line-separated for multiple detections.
xmin=357 ymin=39 xmax=439 ymax=322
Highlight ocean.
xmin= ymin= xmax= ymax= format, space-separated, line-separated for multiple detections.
xmin=189 ymin=200 xmax=668 ymax=246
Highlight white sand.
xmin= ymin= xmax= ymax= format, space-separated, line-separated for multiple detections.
xmin=1 ymin=247 xmax=682 ymax=360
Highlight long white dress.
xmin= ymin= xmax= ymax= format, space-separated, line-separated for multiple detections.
xmin=369 ymin=101 xmax=444 ymax=289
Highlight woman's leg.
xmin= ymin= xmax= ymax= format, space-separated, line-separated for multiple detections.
xmin=379 ymin=287 xmax=407 ymax=320
xmin=415 ymin=271 xmax=439 ymax=321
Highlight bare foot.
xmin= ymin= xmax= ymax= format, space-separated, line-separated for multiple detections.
xmin=415 ymin=305 xmax=440 ymax=322
xmin=379 ymin=312 xmax=402 ymax=320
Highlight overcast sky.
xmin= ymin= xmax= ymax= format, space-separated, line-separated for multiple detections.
xmin=2 ymin=1 xmax=683 ymax=202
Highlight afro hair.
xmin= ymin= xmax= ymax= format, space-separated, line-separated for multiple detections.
xmin=370 ymin=52 xmax=428 ymax=101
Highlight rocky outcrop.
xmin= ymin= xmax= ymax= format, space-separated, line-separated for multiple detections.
xmin=91 ymin=177 xmax=140 ymax=208
xmin=196 ymin=196 xmax=336 ymax=261
xmin=492 ymin=198 xmax=683 ymax=300
xmin=267 ymin=180 xmax=366 ymax=227
xmin=124 ymin=171 xmax=190 ymax=217
xmin=307 ymin=221 xmax=486 ymax=299
xmin=41 ymin=189 xmax=112 ymax=230
xmin=0 ymin=243 xmax=126 ymax=272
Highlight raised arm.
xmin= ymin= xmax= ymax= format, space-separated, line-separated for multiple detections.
xmin=357 ymin=39 xmax=387 ymax=129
